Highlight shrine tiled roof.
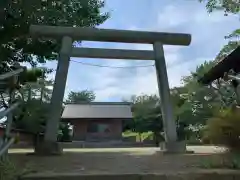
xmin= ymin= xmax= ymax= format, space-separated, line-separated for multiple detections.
xmin=61 ymin=102 xmax=133 ymax=120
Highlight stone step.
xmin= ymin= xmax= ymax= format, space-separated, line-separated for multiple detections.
xmin=20 ymin=171 xmax=240 ymax=180
xmin=22 ymin=173 xmax=139 ymax=180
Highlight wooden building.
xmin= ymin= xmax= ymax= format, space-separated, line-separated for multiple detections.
xmin=61 ymin=102 xmax=132 ymax=141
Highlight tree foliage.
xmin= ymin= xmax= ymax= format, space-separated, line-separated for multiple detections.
xmin=11 ymin=76 xmax=53 ymax=131
xmin=65 ymin=90 xmax=96 ymax=103
xmin=0 ymin=0 xmax=109 ymax=71
xmin=124 ymin=61 xmax=239 ymax=144
xmin=0 ymin=0 xmax=109 ymax=143
xmin=125 ymin=95 xmax=163 ymax=144
xmin=13 ymin=99 xmax=50 ymax=134
xmin=199 ymin=0 xmax=240 ymax=60
xmin=199 ymin=0 xmax=240 ymax=14
xmin=204 ymin=108 xmax=240 ymax=150
xmin=175 ymin=58 xmax=239 ymax=143
xmin=217 ymin=29 xmax=240 ymax=60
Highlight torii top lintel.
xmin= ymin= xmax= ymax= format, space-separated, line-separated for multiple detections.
xmin=30 ymin=25 xmax=191 ymax=46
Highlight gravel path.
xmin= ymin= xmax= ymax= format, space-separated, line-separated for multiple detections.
xmin=9 ymin=146 xmax=227 ymax=175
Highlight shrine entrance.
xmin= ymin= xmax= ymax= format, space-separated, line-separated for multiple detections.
xmin=29 ymin=25 xmax=191 ymax=153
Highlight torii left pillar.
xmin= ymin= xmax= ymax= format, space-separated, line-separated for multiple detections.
xmin=35 ymin=36 xmax=72 ymax=155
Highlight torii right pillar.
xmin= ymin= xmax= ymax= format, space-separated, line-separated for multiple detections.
xmin=153 ymin=42 xmax=185 ymax=153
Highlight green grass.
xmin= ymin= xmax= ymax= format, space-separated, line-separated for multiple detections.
xmin=122 ymin=131 xmax=153 ymax=142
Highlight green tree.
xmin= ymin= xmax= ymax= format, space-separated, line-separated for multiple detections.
xmin=178 ymin=60 xmax=238 ymax=142
xmin=12 ymin=76 xmax=53 ymax=131
xmin=13 ymin=77 xmax=73 ymax=143
xmin=58 ymin=122 xmax=71 ymax=142
xmin=65 ymin=90 xmax=96 ymax=103
xmin=0 ymin=67 xmax=51 ymax=113
xmin=0 ymin=0 xmax=109 ymax=71
xmin=20 ymin=78 xmax=53 ymax=102
xmin=199 ymin=0 xmax=239 ymax=14
xmin=1 ymin=0 xmax=109 ymax=144
xmin=199 ymin=0 xmax=239 ymax=60
xmin=126 ymin=95 xmax=164 ymax=144
xmin=181 ymin=61 xmax=223 ymax=124
xmin=13 ymin=99 xmax=50 ymax=133
xmin=0 ymin=71 xmax=54 ymax=145
xmin=170 ymin=87 xmax=192 ymax=141
xmin=217 ymin=29 xmax=240 ymax=60
xmin=204 ymin=108 xmax=240 ymax=150
xmin=126 ymin=92 xmax=192 ymax=144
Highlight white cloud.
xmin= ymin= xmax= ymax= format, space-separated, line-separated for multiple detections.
xmin=93 ymin=38 xmax=183 ymax=99
xmin=95 ymin=87 xmax=127 ymax=101
xmin=127 ymin=42 xmax=182 ymax=65
xmin=133 ymin=44 xmax=153 ymax=50
xmin=61 ymin=1 xmax=239 ymax=101
xmin=168 ymin=57 xmax=211 ymax=87
xmin=130 ymin=67 xmax=158 ymax=95
xmin=156 ymin=3 xmax=238 ymax=48
xmin=157 ymin=4 xmax=228 ymax=30
xmin=65 ymin=30 xmax=187 ymax=101
xmin=85 ymin=45 xmax=183 ymax=101
xmin=158 ymin=5 xmax=189 ymax=28
xmin=92 ymin=57 xmax=209 ymax=101
xmin=126 ymin=26 xmax=139 ymax=31
xmin=164 ymin=45 xmax=183 ymax=65
xmin=94 ymin=66 xmax=158 ymax=101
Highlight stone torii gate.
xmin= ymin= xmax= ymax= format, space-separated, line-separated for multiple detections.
xmin=30 ymin=25 xmax=191 ymax=154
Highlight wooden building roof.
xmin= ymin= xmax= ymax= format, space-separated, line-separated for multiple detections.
xmin=198 ymin=46 xmax=240 ymax=84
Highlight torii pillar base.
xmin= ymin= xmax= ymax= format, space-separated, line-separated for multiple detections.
xmin=159 ymin=141 xmax=193 ymax=154
xmin=34 ymin=141 xmax=63 ymax=156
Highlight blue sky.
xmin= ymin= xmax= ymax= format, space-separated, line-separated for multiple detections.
xmin=46 ymin=0 xmax=239 ymax=102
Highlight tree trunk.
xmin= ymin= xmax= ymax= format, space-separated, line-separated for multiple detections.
xmin=154 ymin=132 xmax=159 ymax=147
xmin=138 ymin=133 xmax=142 ymax=142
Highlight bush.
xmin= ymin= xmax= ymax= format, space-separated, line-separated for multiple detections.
xmin=0 ymin=157 xmax=36 ymax=180
xmin=0 ymin=158 xmax=18 ymax=180
xmin=204 ymin=108 xmax=240 ymax=151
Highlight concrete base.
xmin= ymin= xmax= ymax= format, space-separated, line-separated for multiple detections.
xmin=34 ymin=141 xmax=63 ymax=156
xmin=160 ymin=141 xmax=192 ymax=153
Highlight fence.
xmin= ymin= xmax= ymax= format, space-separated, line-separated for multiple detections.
xmin=0 ymin=65 xmax=25 ymax=158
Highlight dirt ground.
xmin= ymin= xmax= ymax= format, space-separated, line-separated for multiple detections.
xmin=9 ymin=147 xmax=229 ymax=175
